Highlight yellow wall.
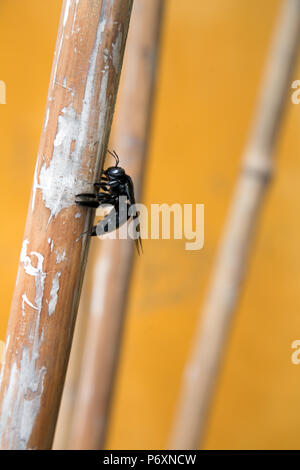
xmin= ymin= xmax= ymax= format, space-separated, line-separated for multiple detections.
xmin=1 ymin=0 xmax=300 ymax=450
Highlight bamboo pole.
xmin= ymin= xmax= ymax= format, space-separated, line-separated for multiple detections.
xmin=0 ymin=0 xmax=133 ymax=450
xmin=170 ymin=0 xmax=300 ymax=450
xmin=52 ymin=271 xmax=92 ymax=449
xmin=67 ymin=0 xmax=164 ymax=449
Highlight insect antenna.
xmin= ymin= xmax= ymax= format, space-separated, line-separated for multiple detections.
xmin=107 ymin=149 xmax=119 ymax=167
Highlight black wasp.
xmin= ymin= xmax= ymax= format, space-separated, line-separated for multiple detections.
xmin=75 ymin=150 xmax=143 ymax=254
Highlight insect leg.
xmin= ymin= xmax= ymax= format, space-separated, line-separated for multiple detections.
xmin=124 ymin=177 xmax=143 ymax=255
xmin=97 ymin=194 xmax=115 ymax=205
xmin=76 ymin=200 xmax=100 ymax=208
xmin=94 ymin=182 xmax=111 ymax=191
xmin=75 ymin=193 xmax=97 ymax=198
xmin=75 ymin=191 xmax=99 ymax=208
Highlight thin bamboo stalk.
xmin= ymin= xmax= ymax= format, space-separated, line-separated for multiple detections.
xmin=52 ymin=270 xmax=92 ymax=449
xmin=170 ymin=0 xmax=300 ymax=450
xmin=0 ymin=0 xmax=133 ymax=450
xmin=68 ymin=0 xmax=164 ymax=450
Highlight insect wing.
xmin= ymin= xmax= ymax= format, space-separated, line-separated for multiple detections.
xmin=125 ymin=177 xmax=143 ymax=255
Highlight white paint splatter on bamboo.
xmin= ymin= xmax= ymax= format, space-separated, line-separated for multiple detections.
xmin=21 ymin=294 xmax=38 ymax=318
xmin=55 ymin=249 xmax=67 ymax=264
xmin=112 ymin=26 xmax=123 ymax=72
xmin=0 ymin=241 xmax=47 ymax=448
xmin=48 ymin=272 xmax=61 ymax=317
xmin=31 ymin=160 xmax=41 ymax=213
xmin=39 ymin=16 xmax=109 ymax=222
xmin=43 ymin=107 xmax=50 ymax=132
